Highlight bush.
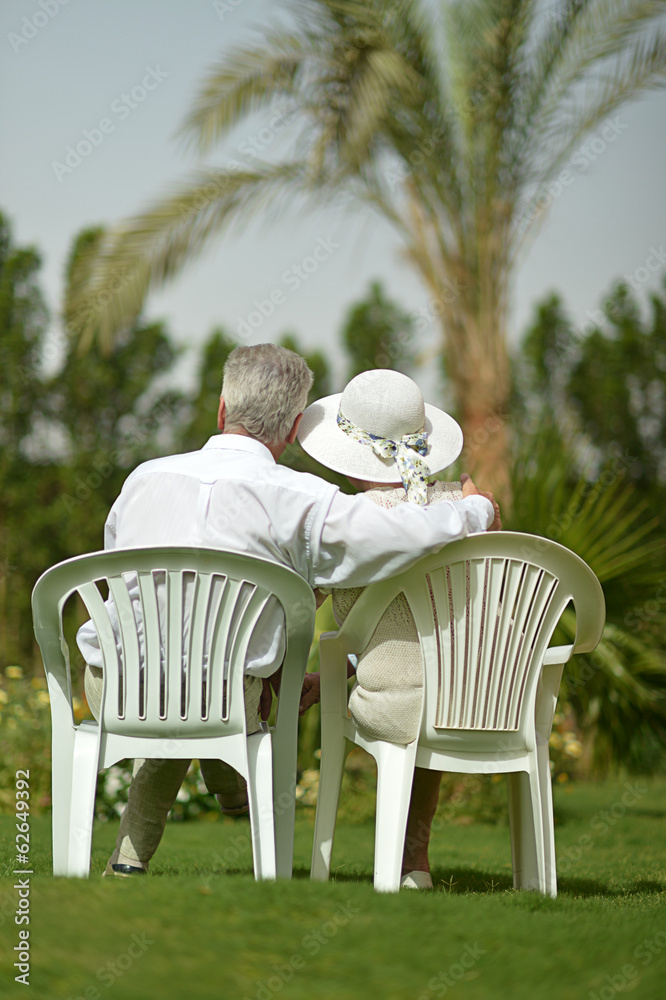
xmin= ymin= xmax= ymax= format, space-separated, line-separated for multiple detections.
xmin=0 ymin=666 xmax=54 ymax=812
xmin=0 ymin=665 xmax=324 ymax=823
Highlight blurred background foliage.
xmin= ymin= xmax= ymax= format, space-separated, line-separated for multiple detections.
xmin=1 ymin=205 xmax=665 ymax=822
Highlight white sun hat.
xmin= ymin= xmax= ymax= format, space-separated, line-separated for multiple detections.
xmin=297 ymin=369 xmax=463 ymax=502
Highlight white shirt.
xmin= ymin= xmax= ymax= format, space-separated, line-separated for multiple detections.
xmin=77 ymin=434 xmax=493 ymax=676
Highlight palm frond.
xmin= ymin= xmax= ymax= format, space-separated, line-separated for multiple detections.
xmin=509 ymin=421 xmax=666 ymax=771
xmin=558 ymin=0 xmax=664 ymax=77
xmin=442 ymin=0 xmax=497 ymax=141
xmin=560 ymin=610 xmax=666 ymax=772
xmin=527 ymin=5 xmax=666 ymax=179
xmin=342 ymin=47 xmax=421 ymax=165
xmin=441 ymin=0 xmax=536 ymax=229
xmin=177 ymin=36 xmax=305 ymax=155
xmin=69 ymin=162 xmax=310 ymax=350
xmin=520 ymin=0 xmax=594 ymax=120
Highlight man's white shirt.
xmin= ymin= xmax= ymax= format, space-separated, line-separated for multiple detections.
xmin=77 ymin=434 xmax=494 ymax=676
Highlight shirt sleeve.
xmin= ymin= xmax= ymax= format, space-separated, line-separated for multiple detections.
xmin=77 ymin=498 xmax=120 ymax=665
xmin=313 ymin=492 xmax=494 ymax=588
xmin=103 ymin=502 xmax=118 ymax=550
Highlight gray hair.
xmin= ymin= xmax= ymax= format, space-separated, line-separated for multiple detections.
xmin=221 ymin=343 xmax=314 ymax=444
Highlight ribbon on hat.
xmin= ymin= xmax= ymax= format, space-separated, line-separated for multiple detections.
xmin=337 ymin=410 xmax=430 ymax=504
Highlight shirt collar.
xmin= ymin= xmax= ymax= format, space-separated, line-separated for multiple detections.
xmin=202 ymin=433 xmax=276 ymax=463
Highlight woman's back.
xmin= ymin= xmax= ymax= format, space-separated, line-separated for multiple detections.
xmin=332 ymin=481 xmax=462 ymax=743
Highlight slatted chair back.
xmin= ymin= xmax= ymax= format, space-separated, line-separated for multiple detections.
xmin=33 ymin=547 xmax=314 ymax=738
xmin=334 ymin=532 xmax=603 ymax=749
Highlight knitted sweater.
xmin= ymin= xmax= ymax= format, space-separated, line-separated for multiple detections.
xmin=332 ymin=481 xmax=463 ymax=744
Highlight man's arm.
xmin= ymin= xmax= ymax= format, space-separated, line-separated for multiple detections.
xmin=313 ymin=478 xmax=496 ymax=589
xmin=103 ymin=504 xmax=118 ymax=550
xmin=460 ymin=473 xmax=501 ymax=530
xmin=299 ymin=658 xmax=356 ymax=715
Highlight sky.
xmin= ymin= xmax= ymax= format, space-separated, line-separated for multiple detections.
xmin=2 ymin=0 xmax=666 ymax=403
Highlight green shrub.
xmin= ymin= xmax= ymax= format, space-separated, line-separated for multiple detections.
xmin=0 ymin=666 xmax=53 ymax=813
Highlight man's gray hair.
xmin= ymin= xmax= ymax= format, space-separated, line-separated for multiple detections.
xmin=222 ymin=343 xmax=314 ymax=444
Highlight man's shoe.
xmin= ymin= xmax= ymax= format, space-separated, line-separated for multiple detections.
xmin=400 ymin=870 xmax=433 ymax=890
xmin=103 ymin=858 xmax=148 ymax=878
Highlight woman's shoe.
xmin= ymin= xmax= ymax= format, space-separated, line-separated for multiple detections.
xmin=400 ymin=870 xmax=433 ymax=889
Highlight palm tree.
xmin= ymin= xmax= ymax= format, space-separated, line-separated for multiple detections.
xmin=507 ymin=421 xmax=666 ymax=774
xmin=69 ymin=0 xmax=666 ymax=491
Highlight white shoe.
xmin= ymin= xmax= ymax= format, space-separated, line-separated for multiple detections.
xmin=400 ymin=870 xmax=433 ymax=890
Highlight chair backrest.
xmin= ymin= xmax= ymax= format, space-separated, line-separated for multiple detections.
xmin=32 ymin=547 xmax=316 ymax=738
xmin=332 ymin=532 xmax=605 ymax=746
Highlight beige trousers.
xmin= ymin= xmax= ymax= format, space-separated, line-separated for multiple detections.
xmin=84 ymin=665 xmax=263 ymax=866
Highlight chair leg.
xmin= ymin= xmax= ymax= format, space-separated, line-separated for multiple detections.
xmin=271 ymin=718 xmax=300 ymax=880
xmin=506 ymin=771 xmax=539 ymax=889
xmin=373 ymin=743 xmax=415 ymax=893
xmin=506 ymin=770 xmax=544 ymax=893
xmin=537 ymin=743 xmax=557 ymax=898
xmin=51 ymin=726 xmax=76 ymax=876
xmin=246 ymin=731 xmax=276 ymax=881
xmin=67 ymin=722 xmax=100 ymax=878
xmin=311 ymin=728 xmax=348 ymax=882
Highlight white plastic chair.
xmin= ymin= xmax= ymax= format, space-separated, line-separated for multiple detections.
xmin=311 ymin=532 xmax=605 ymax=895
xmin=32 ymin=547 xmax=315 ymax=879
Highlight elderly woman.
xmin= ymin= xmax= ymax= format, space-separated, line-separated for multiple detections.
xmin=298 ymin=369 xmax=500 ymax=888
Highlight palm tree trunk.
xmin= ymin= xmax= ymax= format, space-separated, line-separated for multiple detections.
xmin=459 ymin=395 xmax=511 ymax=498
xmin=402 ymin=190 xmax=513 ymax=500
xmin=437 ymin=292 xmax=513 ymax=502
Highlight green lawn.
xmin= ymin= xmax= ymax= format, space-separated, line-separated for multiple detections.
xmin=1 ymin=778 xmax=665 ymax=1000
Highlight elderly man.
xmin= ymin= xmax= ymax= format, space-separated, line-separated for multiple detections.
xmin=78 ymin=344 xmax=498 ymax=877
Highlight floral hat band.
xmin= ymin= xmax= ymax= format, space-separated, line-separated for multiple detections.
xmin=336 ymin=409 xmax=430 ymax=505
xmin=297 ymin=370 xmax=463 ymax=492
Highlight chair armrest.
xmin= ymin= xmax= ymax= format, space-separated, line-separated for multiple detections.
xmin=542 ymin=644 xmax=574 ymax=666
xmin=535 ymin=661 xmax=566 ymax=741
xmin=319 ymin=634 xmax=352 ymax=716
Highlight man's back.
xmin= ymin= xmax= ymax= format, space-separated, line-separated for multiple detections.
xmin=78 ymin=433 xmax=337 ymax=676
xmin=106 ymin=434 xmax=337 ymax=586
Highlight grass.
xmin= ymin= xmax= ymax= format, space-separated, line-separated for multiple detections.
xmin=0 ymin=778 xmax=665 ymax=1000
